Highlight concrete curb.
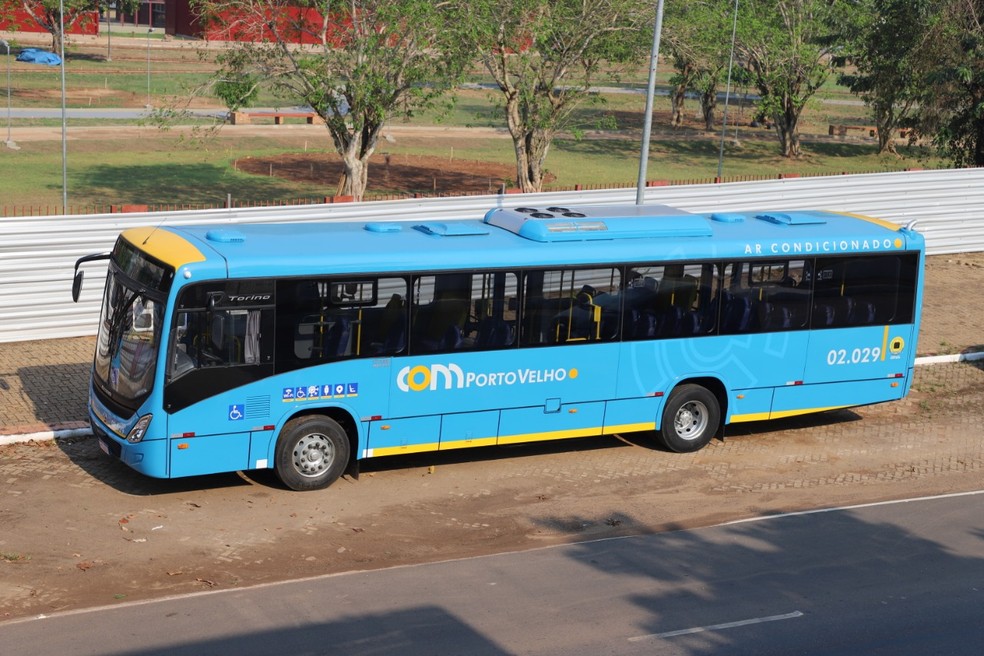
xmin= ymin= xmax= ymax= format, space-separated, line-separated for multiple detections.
xmin=0 ymin=427 xmax=92 ymax=447
xmin=913 ymin=351 xmax=984 ymax=366
xmin=2 ymin=352 xmax=982 ymax=447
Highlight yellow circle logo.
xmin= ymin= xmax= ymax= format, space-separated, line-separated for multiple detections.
xmin=894 ymin=238 xmax=903 ymax=248
xmin=569 ymin=368 xmax=578 ymax=379
xmin=407 ymin=365 xmax=431 ymax=391
xmin=889 ymin=337 xmax=905 ymax=354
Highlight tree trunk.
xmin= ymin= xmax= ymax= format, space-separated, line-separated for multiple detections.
xmin=975 ymin=109 xmax=984 ymax=167
xmin=511 ymin=130 xmax=550 ymax=193
xmin=671 ymin=83 xmax=687 ymax=127
xmin=503 ymin=92 xmax=551 ymax=192
xmin=323 ymin=113 xmax=383 ymax=201
xmin=774 ymin=96 xmax=802 ymax=158
xmin=339 ymin=151 xmax=369 ymax=200
xmin=874 ymin=104 xmax=898 ymax=156
xmin=700 ymin=88 xmax=716 ymax=132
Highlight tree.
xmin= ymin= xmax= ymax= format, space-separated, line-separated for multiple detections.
xmin=911 ymin=0 xmax=984 ymax=167
xmin=99 ymin=0 xmax=141 ymax=62
xmin=667 ymin=61 xmax=697 ymax=128
xmin=664 ymin=0 xmax=736 ymax=132
xmin=733 ymin=0 xmax=843 ymax=157
xmin=456 ymin=0 xmax=650 ymax=193
xmin=190 ymin=0 xmax=469 ymax=200
xmin=3 ymin=0 xmax=97 ymax=52
xmin=835 ymin=0 xmax=931 ymax=155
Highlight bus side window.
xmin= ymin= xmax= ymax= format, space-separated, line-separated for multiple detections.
xmin=522 ymin=268 xmax=620 ymax=346
xmin=757 ymin=260 xmax=809 ymax=331
xmin=277 ymin=277 xmax=407 ymax=372
xmin=168 ymin=286 xmax=274 ymax=382
xmin=720 ymin=260 xmax=809 ymax=334
xmin=462 ymin=272 xmax=518 ymax=350
xmin=411 ymin=273 xmax=471 ymax=354
xmin=622 ymin=263 xmax=714 ymax=339
xmin=811 ymin=254 xmax=917 ymax=329
xmin=368 ymin=278 xmax=409 ymax=355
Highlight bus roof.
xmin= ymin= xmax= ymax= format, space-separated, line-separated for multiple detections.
xmin=138 ymin=205 xmax=921 ymax=279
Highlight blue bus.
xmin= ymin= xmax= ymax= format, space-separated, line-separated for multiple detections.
xmin=72 ymin=204 xmax=924 ymax=490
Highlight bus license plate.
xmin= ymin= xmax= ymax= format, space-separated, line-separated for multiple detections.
xmin=98 ymin=438 xmax=109 ymax=455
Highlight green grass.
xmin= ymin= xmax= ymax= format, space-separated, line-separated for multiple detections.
xmin=0 ymin=134 xmax=334 ymax=208
xmin=0 ymin=125 xmax=943 ymax=208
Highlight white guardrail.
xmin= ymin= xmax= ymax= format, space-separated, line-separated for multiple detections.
xmin=2 ymin=168 xmax=983 ymax=343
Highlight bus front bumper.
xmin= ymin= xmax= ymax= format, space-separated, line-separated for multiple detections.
xmin=89 ymin=412 xmax=169 ymax=479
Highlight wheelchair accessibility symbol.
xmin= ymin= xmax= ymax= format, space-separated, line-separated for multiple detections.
xmin=228 ymin=404 xmax=244 ymax=421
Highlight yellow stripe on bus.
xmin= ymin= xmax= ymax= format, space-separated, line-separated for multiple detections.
xmin=603 ymin=421 xmax=657 ymax=434
xmin=367 ymin=441 xmax=440 ymax=457
xmin=881 ymin=325 xmax=889 ymax=361
xmin=770 ymin=405 xmax=849 ymax=420
xmin=438 ymin=437 xmax=498 ymax=451
xmin=832 ymin=211 xmax=901 ymax=232
xmin=729 ymin=411 xmax=772 ymax=423
xmin=122 ymin=227 xmax=207 ymax=269
xmin=730 ymin=405 xmax=851 ymax=423
xmin=498 ymin=426 xmax=604 ymax=445
xmin=374 ymin=423 xmax=656 ymax=456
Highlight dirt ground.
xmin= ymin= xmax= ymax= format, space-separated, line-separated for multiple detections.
xmin=1 ymin=253 xmax=983 ymax=622
xmin=235 ymin=151 xmax=522 ymax=196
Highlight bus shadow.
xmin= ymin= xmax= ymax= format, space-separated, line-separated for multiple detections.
xmin=722 ymin=407 xmax=864 ymax=439
xmin=55 ymin=407 xmax=871 ymax=494
xmin=53 ymin=435 xmax=254 ymax=496
xmin=357 ymin=434 xmax=632 ymax=477
xmin=359 ymin=407 xmax=866 ymax=479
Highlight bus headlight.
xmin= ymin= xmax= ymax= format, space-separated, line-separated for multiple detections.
xmin=127 ymin=414 xmax=153 ymax=443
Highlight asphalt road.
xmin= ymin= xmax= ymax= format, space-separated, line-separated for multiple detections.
xmin=3 ymin=491 xmax=982 ymax=656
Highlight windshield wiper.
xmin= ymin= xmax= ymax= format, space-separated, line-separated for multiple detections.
xmin=107 ymin=287 xmax=148 ymax=353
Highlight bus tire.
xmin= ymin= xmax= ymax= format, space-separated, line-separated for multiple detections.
xmin=658 ymin=384 xmax=720 ymax=453
xmin=275 ymin=415 xmax=350 ymax=491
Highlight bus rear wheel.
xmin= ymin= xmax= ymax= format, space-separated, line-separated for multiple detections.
xmin=658 ymin=384 xmax=720 ymax=453
xmin=275 ymin=416 xmax=350 ymax=491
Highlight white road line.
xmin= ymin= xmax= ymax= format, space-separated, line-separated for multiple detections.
xmin=629 ymin=610 xmax=804 ymax=642
xmin=721 ymin=488 xmax=984 ymax=527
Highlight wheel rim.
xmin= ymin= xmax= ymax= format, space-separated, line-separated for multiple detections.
xmin=292 ymin=432 xmax=335 ymax=478
xmin=673 ymin=400 xmax=709 ymax=441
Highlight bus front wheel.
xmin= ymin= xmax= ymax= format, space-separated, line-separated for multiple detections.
xmin=275 ymin=416 xmax=350 ymax=491
xmin=658 ymin=384 xmax=720 ymax=453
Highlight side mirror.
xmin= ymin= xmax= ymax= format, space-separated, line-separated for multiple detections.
xmin=72 ymin=271 xmax=84 ymax=303
xmin=71 ymin=252 xmax=112 ymax=303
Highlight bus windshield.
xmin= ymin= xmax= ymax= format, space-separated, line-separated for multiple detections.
xmin=92 ymin=239 xmax=172 ymax=414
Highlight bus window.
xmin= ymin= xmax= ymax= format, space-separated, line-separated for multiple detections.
xmin=277 ymin=276 xmax=408 ymax=372
xmin=410 ymin=271 xmax=518 ymax=354
xmin=168 ymin=282 xmax=275 ymax=381
xmin=721 ymin=260 xmax=809 ymax=334
xmin=811 ymin=254 xmax=918 ymax=328
xmin=622 ymin=263 xmax=717 ymax=339
xmin=463 ymin=272 xmax=518 ymax=350
xmin=522 ymin=267 xmax=620 ymax=345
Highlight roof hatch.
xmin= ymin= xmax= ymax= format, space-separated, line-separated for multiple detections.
xmin=755 ymin=212 xmax=827 ymax=226
xmin=364 ymin=221 xmax=403 ymax=233
xmin=205 ymin=228 xmax=246 ymax=243
xmin=413 ymin=222 xmax=490 ymax=237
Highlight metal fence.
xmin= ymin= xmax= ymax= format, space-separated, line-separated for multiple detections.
xmin=2 ymin=168 xmax=982 ymax=343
